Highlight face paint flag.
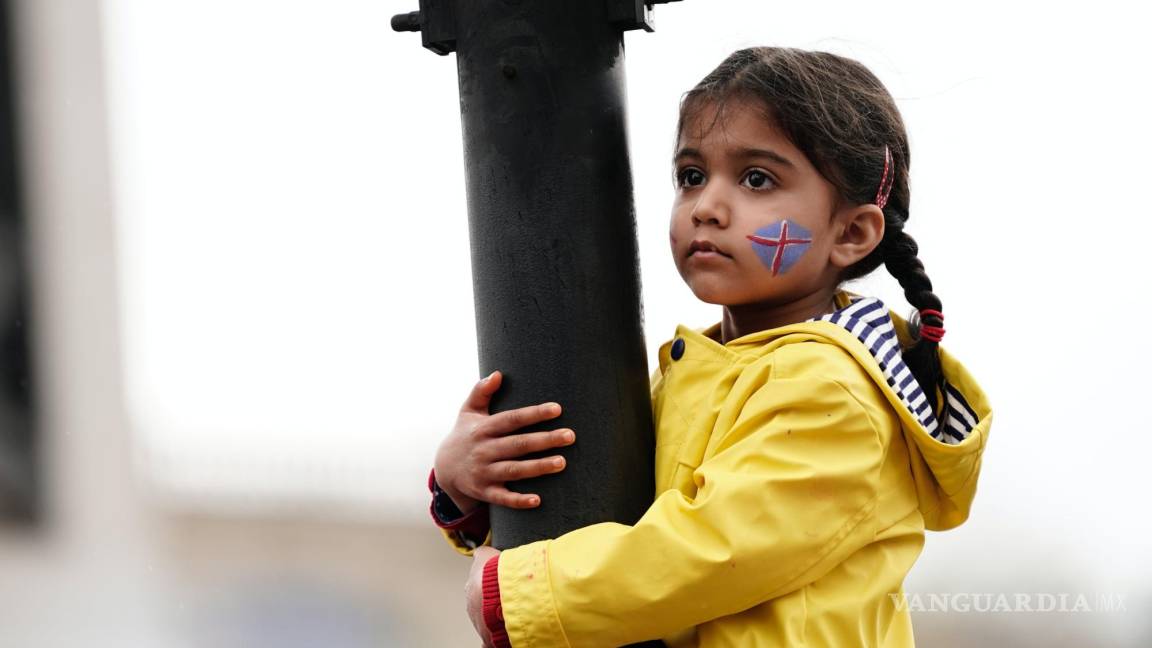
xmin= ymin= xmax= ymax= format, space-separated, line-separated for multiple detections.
xmin=747 ymin=220 xmax=813 ymax=277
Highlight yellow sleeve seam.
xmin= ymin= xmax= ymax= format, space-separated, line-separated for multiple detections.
xmin=543 ymin=542 xmax=574 ymax=648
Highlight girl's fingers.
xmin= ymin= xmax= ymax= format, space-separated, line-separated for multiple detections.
xmin=461 ymin=371 xmax=502 ymax=413
xmin=488 ymin=456 xmax=567 ymax=484
xmin=483 ymin=486 xmax=543 ymax=510
xmin=491 ymin=429 xmax=575 ymax=459
xmin=480 ymin=402 xmax=562 ymax=436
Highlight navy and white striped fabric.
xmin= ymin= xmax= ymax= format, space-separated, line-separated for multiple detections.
xmin=809 ymin=296 xmax=978 ymax=445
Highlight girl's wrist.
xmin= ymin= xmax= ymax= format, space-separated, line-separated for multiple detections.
xmin=432 ymin=466 xmax=481 ymax=514
xmin=446 ymin=488 xmax=480 ymax=515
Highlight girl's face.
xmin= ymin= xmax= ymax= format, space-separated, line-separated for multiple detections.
xmin=670 ymin=98 xmax=859 ymax=308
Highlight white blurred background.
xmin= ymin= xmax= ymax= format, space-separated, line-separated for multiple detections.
xmin=0 ymin=0 xmax=1149 ymax=645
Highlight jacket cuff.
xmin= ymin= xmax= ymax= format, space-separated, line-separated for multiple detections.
xmin=483 ymin=555 xmax=511 ymax=648
xmin=499 ymin=540 xmax=568 ymax=646
xmin=428 ymin=469 xmax=491 ymax=543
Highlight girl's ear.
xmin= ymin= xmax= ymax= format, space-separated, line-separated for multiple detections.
xmin=829 ymin=204 xmax=885 ymax=269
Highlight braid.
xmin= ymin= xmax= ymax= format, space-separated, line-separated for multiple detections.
xmin=882 ymin=226 xmax=947 ymax=419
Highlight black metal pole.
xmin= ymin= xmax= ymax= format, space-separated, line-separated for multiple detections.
xmin=455 ymin=0 xmax=656 ymax=550
xmin=0 ymin=0 xmax=38 ymax=524
xmin=393 ymin=1 xmax=680 ymax=549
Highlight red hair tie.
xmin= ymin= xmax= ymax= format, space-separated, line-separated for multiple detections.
xmin=918 ymin=308 xmax=945 ymax=343
xmin=875 ymin=145 xmax=895 ymax=209
xmin=920 ymin=325 xmax=946 ymax=343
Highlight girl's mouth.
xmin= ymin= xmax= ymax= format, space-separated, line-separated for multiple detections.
xmin=689 ymin=240 xmax=731 ymax=258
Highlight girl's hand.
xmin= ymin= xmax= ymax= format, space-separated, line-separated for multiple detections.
xmin=466 ymin=546 xmax=501 ymax=647
xmin=434 ymin=370 xmax=576 ymax=513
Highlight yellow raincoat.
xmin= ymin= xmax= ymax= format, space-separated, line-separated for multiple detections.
xmin=445 ymin=291 xmax=992 ymax=647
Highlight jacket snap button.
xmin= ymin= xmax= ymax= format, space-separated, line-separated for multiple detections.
xmin=671 ymin=338 xmax=685 ymax=360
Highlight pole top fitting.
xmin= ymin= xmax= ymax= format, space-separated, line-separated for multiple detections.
xmin=390 ymin=3 xmax=456 ymax=55
xmin=610 ymin=0 xmax=683 ymax=33
xmin=391 ymin=11 xmax=422 ymax=32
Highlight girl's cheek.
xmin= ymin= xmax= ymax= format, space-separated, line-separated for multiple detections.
xmin=746 ymin=218 xmax=814 ymax=277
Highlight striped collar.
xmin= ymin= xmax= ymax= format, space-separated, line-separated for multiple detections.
xmin=810 ymin=295 xmax=978 ymax=445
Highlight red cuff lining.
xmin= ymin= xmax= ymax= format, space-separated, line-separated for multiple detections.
xmin=482 ymin=555 xmax=510 ymax=648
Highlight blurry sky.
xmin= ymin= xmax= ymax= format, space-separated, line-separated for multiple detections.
xmin=101 ymin=0 xmax=1151 ymax=615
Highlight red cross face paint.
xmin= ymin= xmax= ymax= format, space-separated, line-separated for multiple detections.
xmin=747 ymin=219 xmax=813 ymax=277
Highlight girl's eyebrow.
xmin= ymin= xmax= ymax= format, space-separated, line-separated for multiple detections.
xmin=732 ymin=147 xmax=796 ymax=168
xmin=673 ymin=147 xmax=705 ymax=163
xmin=674 ymin=146 xmax=796 ymax=169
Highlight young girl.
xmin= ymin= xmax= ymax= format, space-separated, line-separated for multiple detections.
xmin=429 ymin=47 xmax=992 ymax=647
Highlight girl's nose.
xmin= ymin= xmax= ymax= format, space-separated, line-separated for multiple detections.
xmin=690 ymin=184 xmax=731 ymax=228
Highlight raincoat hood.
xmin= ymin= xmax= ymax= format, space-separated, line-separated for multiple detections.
xmin=715 ymin=290 xmax=992 ymax=531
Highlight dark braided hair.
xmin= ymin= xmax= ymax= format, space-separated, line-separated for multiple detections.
xmin=677 ymin=47 xmax=947 ymax=417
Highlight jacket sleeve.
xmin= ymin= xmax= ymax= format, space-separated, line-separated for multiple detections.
xmin=496 ymin=374 xmax=885 ymax=647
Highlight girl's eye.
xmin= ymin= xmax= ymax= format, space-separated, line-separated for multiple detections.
xmin=677 ymin=168 xmax=706 ymax=188
xmin=742 ymin=169 xmax=776 ymax=190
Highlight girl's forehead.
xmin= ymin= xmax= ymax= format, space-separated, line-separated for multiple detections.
xmin=676 ymin=98 xmax=792 ymax=155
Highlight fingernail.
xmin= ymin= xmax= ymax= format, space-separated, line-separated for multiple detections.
xmin=528 ymin=496 xmax=540 ymax=506
xmin=561 ymin=430 xmax=575 ymax=443
xmin=552 ymin=457 xmax=565 ymax=469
